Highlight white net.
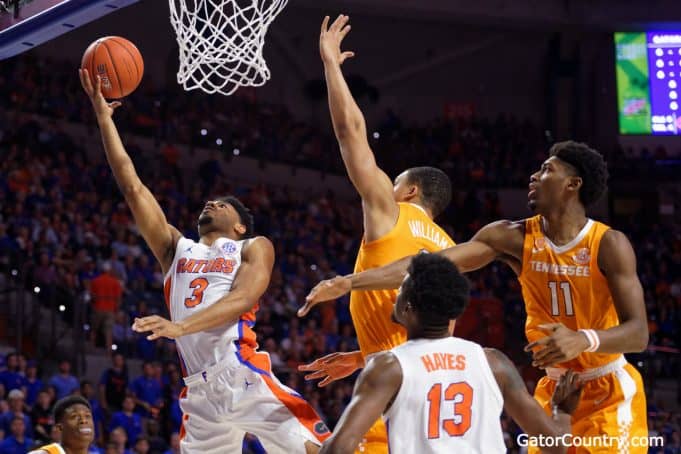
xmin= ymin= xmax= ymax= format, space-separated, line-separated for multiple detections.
xmin=169 ymin=0 xmax=288 ymax=96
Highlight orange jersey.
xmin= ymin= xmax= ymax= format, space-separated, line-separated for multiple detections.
xmin=519 ymin=215 xmax=621 ymax=371
xmin=33 ymin=443 xmax=65 ymax=454
xmin=351 ymin=203 xmax=455 ymax=357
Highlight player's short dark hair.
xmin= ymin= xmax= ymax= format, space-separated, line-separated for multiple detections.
xmin=402 ymin=254 xmax=469 ymax=327
xmin=53 ymin=396 xmax=91 ymax=423
xmin=549 ymin=141 xmax=608 ymax=207
xmin=217 ymin=196 xmax=254 ymax=238
xmin=405 ymin=167 xmax=452 ymax=218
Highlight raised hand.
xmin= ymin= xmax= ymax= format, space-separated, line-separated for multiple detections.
xmin=298 ymin=351 xmax=364 ymax=387
xmin=320 ymin=14 xmax=355 ymax=66
xmin=298 ymin=275 xmax=352 ymax=317
xmin=79 ymin=68 xmax=121 ymax=119
xmin=551 ymin=369 xmax=583 ymax=415
xmin=132 ymin=315 xmax=184 ymax=340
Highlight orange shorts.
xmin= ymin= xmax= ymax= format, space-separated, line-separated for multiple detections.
xmin=354 ymin=418 xmax=388 ymax=454
xmin=529 ymin=358 xmax=648 ymax=454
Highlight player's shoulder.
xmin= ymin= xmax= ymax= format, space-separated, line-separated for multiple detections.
xmin=363 ymin=351 xmax=402 ymax=383
xmin=242 ymin=236 xmax=275 ymax=260
xmin=243 ymin=235 xmax=273 ymax=250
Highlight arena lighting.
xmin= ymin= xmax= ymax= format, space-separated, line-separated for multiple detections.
xmin=216 ymin=138 xmax=223 ymax=146
xmin=10 ymin=269 xmax=17 ymax=276
xmin=233 ymin=148 xmax=240 ymax=156
xmin=200 ymin=128 xmax=207 ymax=136
xmin=58 ymin=305 xmax=65 ymax=312
xmin=83 ymin=324 xmax=90 ymax=331
xmin=33 ymin=286 xmax=40 ymax=293
xmin=111 ymin=344 xmax=118 ymax=351
xmin=310 ymin=264 xmax=317 ymax=271
xmin=372 ymin=131 xmax=380 ymax=139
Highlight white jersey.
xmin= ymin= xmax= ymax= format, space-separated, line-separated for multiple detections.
xmin=384 ymin=337 xmax=505 ymax=454
xmin=164 ymin=236 xmax=252 ymax=375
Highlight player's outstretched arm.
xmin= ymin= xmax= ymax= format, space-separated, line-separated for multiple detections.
xmin=319 ymin=352 xmax=402 ymax=454
xmin=298 ymin=351 xmax=365 ymax=387
xmin=132 ymin=237 xmax=274 ymax=339
xmin=299 ymin=221 xmax=517 ymax=316
xmin=79 ymin=69 xmax=180 ymax=273
xmin=321 ymin=15 xmax=397 ymax=240
xmin=485 ymin=348 xmax=581 ymax=454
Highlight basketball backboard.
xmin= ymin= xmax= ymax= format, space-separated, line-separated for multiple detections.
xmin=0 ymin=0 xmax=139 ymax=59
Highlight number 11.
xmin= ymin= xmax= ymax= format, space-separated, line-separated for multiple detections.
xmin=549 ymin=281 xmax=574 ymax=316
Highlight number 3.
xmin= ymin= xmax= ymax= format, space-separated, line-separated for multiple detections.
xmin=185 ymin=278 xmax=208 ymax=308
xmin=426 ymin=381 xmax=473 ymax=439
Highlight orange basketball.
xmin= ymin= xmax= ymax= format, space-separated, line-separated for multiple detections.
xmin=81 ymin=36 xmax=144 ymax=99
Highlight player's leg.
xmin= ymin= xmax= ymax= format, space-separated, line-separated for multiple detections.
xmin=533 ymin=364 xmax=648 ymax=454
xmin=179 ymin=384 xmax=246 ymax=453
xmin=569 ymin=363 xmax=648 ymax=454
xmin=235 ymin=352 xmax=331 ymax=454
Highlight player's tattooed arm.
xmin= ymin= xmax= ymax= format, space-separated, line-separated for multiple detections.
xmin=485 ymin=348 xmax=581 ymax=454
xmin=79 ymin=68 xmax=181 ymax=273
xmin=595 ymin=229 xmax=649 ymax=352
xmin=319 ymin=352 xmax=401 ymax=454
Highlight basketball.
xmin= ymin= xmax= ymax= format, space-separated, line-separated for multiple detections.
xmin=81 ymin=36 xmax=144 ymax=99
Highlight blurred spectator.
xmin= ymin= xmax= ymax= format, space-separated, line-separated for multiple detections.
xmin=109 ymin=426 xmax=133 ymax=454
xmin=24 ymin=361 xmax=43 ymax=407
xmin=49 ymin=360 xmax=79 ymax=400
xmin=109 ymin=397 xmax=143 ymax=447
xmin=145 ymin=420 xmax=168 ymax=454
xmin=99 ymin=354 xmax=129 ymax=413
xmin=132 ymin=436 xmax=150 ymax=454
xmin=91 ymin=262 xmax=123 ymax=351
xmin=129 ymin=362 xmax=162 ymax=417
xmin=0 ymin=415 xmax=34 ymax=454
xmin=0 ymin=354 xmax=26 ymax=394
xmin=1 ymin=389 xmax=33 ymax=438
xmin=29 ymin=390 xmax=53 ymax=444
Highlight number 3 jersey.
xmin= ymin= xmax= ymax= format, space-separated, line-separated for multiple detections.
xmin=384 ymin=337 xmax=505 ymax=454
xmin=519 ymin=215 xmax=621 ymax=371
xmin=163 ymin=236 xmax=255 ymax=376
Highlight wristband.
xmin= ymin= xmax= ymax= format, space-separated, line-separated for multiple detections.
xmin=579 ymin=329 xmax=600 ymax=352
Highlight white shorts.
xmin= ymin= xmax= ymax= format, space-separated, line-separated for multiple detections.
xmin=179 ymin=351 xmax=330 ymax=454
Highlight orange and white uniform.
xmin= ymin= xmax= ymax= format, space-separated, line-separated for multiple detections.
xmin=29 ymin=443 xmax=65 ymax=454
xmin=164 ymin=237 xmax=330 ymax=453
xmin=519 ymin=215 xmax=647 ymax=453
xmin=351 ymin=202 xmax=455 ymax=453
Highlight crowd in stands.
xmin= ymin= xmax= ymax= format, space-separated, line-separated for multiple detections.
xmin=0 ymin=54 xmax=680 ymax=453
xmin=1 ymin=55 xmax=679 ymax=188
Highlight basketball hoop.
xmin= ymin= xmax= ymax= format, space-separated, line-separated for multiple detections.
xmin=169 ymin=0 xmax=288 ymax=96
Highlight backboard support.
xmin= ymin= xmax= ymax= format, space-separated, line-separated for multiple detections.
xmin=0 ymin=0 xmax=139 ymax=60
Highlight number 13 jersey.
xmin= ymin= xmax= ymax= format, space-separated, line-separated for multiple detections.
xmin=519 ymin=215 xmax=621 ymax=371
xmin=384 ymin=337 xmax=505 ymax=454
xmin=163 ymin=236 xmax=253 ymax=376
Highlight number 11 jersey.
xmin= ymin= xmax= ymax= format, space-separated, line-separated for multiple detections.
xmin=519 ymin=215 xmax=621 ymax=371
